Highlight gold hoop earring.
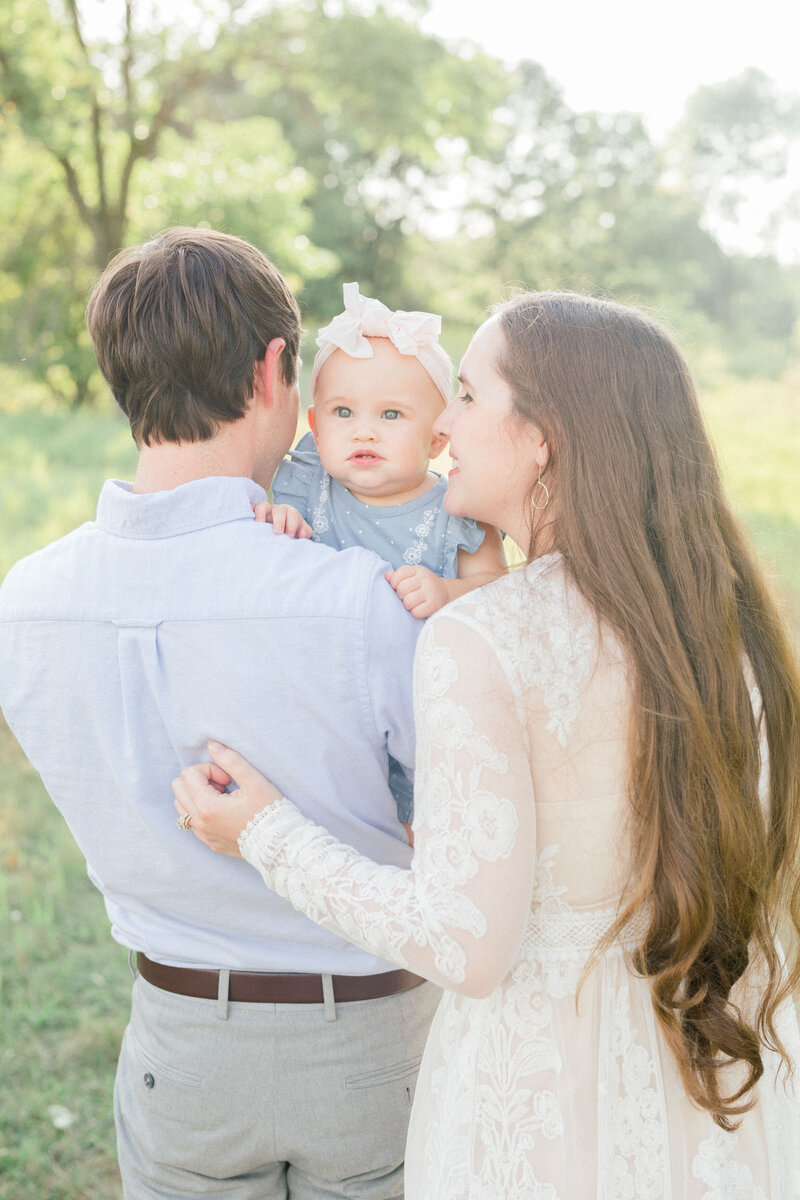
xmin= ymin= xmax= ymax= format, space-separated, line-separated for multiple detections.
xmin=531 ymin=468 xmax=549 ymax=511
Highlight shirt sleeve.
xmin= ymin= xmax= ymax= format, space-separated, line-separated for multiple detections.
xmin=270 ymin=432 xmax=320 ymax=516
xmin=239 ymin=610 xmax=538 ymax=997
xmin=361 ymin=561 xmax=421 ymax=780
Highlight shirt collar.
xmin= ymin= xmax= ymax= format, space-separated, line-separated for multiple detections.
xmin=95 ymin=476 xmax=267 ymax=539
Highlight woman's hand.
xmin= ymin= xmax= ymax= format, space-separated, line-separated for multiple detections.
xmin=171 ymin=741 xmax=283 ymax=857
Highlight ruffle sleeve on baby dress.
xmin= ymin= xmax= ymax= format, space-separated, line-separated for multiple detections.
xmin=270 ymin=431 xmax=323 ymax=519
xmin=440 ymin=513 xmax=485 ymax=578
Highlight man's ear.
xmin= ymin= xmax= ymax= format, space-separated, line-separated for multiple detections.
xmin=428 ymin=429 xmax=449 ymax=460
xmin=253 ymin=337 xmax=287 ymax=407
xmin=307 ymin=406 xmax=318 ymax=444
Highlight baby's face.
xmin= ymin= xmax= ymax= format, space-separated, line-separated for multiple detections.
xmin=309 ymin=338 xmax=448 ymax=506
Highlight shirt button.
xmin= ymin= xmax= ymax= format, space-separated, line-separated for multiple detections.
xmin=143 ymin=1073 xmax=155 ymax=1089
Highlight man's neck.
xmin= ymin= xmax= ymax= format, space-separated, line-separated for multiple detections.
xmin=133 ymin=433 xmax=254 ymax=494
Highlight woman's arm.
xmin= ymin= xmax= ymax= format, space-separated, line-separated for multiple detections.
xmin=173 ymin=612 xmax=537 ymax=997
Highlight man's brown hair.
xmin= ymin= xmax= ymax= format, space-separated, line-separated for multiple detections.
xmin=86 ymin=227 xmax=302 ymax=446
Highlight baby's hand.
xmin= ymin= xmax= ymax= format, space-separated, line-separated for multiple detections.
xmin=252 ymin=502 xmax=313 ymax=538
xmin=385 ymin=565 xmax=449 ymax=619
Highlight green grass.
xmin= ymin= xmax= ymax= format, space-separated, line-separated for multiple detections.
xmin=0 ymin=715 xmax=130 ymax=1199
xmin=0 ymin=391 xmax=137 ymax=1190
xmin=0 ymin=392 xmax=138 ymax=1197
xmin=0 ymin=373 xmax=798 ymax=1197
xmin=0 ymin=406 xmax=138 ymax=582
xmin=700 ymin=373 xmax=800 ymax=631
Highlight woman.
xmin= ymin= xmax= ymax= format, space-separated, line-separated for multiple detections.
xmin=173 ymin=292 xmax=800 ymax=1197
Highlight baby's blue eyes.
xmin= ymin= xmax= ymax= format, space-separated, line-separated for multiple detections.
xmin=332 ymin=408 xmax=401 ymax=419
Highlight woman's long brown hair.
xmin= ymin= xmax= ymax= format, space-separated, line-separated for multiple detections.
xmin=496 ymin=291 xmax=800 ymax=1128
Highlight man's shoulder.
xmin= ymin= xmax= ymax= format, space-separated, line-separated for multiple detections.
xmin=0 ymin=523 xmax=95 ymax=610
xmin=260 ymin=535 xmax=420 ymax=652
xmin=263 ymin=534 xmax=399 ymax=618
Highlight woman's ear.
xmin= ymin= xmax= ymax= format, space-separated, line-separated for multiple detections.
xmin=307 ymin=406 xmax=318 ymax=444
xmin=531 ymin=427 xmax=549 ymax=471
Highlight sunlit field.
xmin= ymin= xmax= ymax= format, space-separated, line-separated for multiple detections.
xmin=1 ymin=371 xmax=798 ymax=1198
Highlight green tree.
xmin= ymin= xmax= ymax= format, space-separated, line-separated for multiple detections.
xmin=427 ymin=65 xmax=727 ymax=340
xmin=217 ymin=1 xmax=507 ymax=320
xmin=416 ymin=62 xmax=800 ymax=374
xmin=0 ymin=126 xmax=98 ymax=402
xmin=0 ymin=0 xmax=504 ymax=400
xmin=3 ymin=3 xmax=798 ymax=402
xmin=0 ymin=0 xmax=301 ymax=269
xmin=1 ymin=0 xmax=317 ymax=400
xmin=668 ymin=69 xmax=800 ymax=259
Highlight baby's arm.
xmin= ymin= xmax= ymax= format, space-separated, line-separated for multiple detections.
xmin=386 ymin=524 xmax=506 ymax=619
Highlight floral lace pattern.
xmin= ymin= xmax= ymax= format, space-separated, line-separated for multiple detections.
xmin=310 ymin=471 xmax=331 ymax=540
xmin=403 ymin=508 xmax=438 ymax=567
xmin=466 ymin=555 xmax=597 ymax=746
xmin=693 ymin=1130 xmax=767 ymax=1200
xmin=239 ymin=561 xmax=800 ymax=1199
xmin=601 ymin=984 xmax=667 ymax=1199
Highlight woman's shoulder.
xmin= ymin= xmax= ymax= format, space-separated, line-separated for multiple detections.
xmin=426 ymin=554 xmax=626 ymax=747
xmin=429 ymin=552 xmax=603 ymax=675
xmin=423 ymin=554 xmax=565 ymax=646
xmin=445 ymin=552 xmax=580 ymax=620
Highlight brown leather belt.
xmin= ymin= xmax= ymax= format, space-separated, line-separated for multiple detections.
xmin=136 ymin=953 xmax=425 ymax=1004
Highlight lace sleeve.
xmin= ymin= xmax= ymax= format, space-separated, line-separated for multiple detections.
xmin=240 ymin=611 xmax=538 ymax=996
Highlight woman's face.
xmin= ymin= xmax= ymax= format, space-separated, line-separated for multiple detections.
xmin=434 ymin=316 xmax=548 ymax=551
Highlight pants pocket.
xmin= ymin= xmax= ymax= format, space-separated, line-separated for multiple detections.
xmin=344 ymin=1055 xmax=423 ymax=1090
xmin=130 ymin=1030 xmax=203 ymax=1089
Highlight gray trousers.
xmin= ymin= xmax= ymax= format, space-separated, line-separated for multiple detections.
xmin=114 ymin=972 xmax=440 ymax=1199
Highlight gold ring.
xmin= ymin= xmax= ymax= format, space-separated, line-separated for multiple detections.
xmin=176 ymin=812 xmax=192 ymax=830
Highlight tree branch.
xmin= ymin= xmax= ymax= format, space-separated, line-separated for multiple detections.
xmin=54 ymin=150 xmax=95 ymax=233
xmin=63 ymin=1 xmax=110 ymax=241
xmin=115 ymin=90 xmax=179 ymax=245
xmin=122 ymin=0 xmax=134 ymax=128
xmin=115 ymin=63 xmax=208 ymax=228
xmin=64 ymin=0 xmax=91 ymax=66
xmin=92 ymin=100 xmax=108 ymax=220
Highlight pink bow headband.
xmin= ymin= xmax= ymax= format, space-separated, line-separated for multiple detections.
xmin=310 ymin=283 xmax=452 ymax=403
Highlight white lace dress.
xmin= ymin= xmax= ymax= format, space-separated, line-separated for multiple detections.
xmin=240 ymin=555 xmax=800 ymax=1199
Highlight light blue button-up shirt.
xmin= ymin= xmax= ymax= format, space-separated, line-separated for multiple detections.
xmin=0 ymin=476 xmax=421 ymax=973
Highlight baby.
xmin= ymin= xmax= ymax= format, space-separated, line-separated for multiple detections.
xmin=270 ymin=283 xmax=506 ymax=616
xmin=265 ymin=283 xmax=507 ymax=833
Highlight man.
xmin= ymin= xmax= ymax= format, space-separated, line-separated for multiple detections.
xmin=0 ymin=228 xmax=438 ymax=1198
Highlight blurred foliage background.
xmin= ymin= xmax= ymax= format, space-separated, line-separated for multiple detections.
xmin=1 ymin=0 xmax=799 ymax=404
xmin=1 ymin=2 xmax=799 ymax=1196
